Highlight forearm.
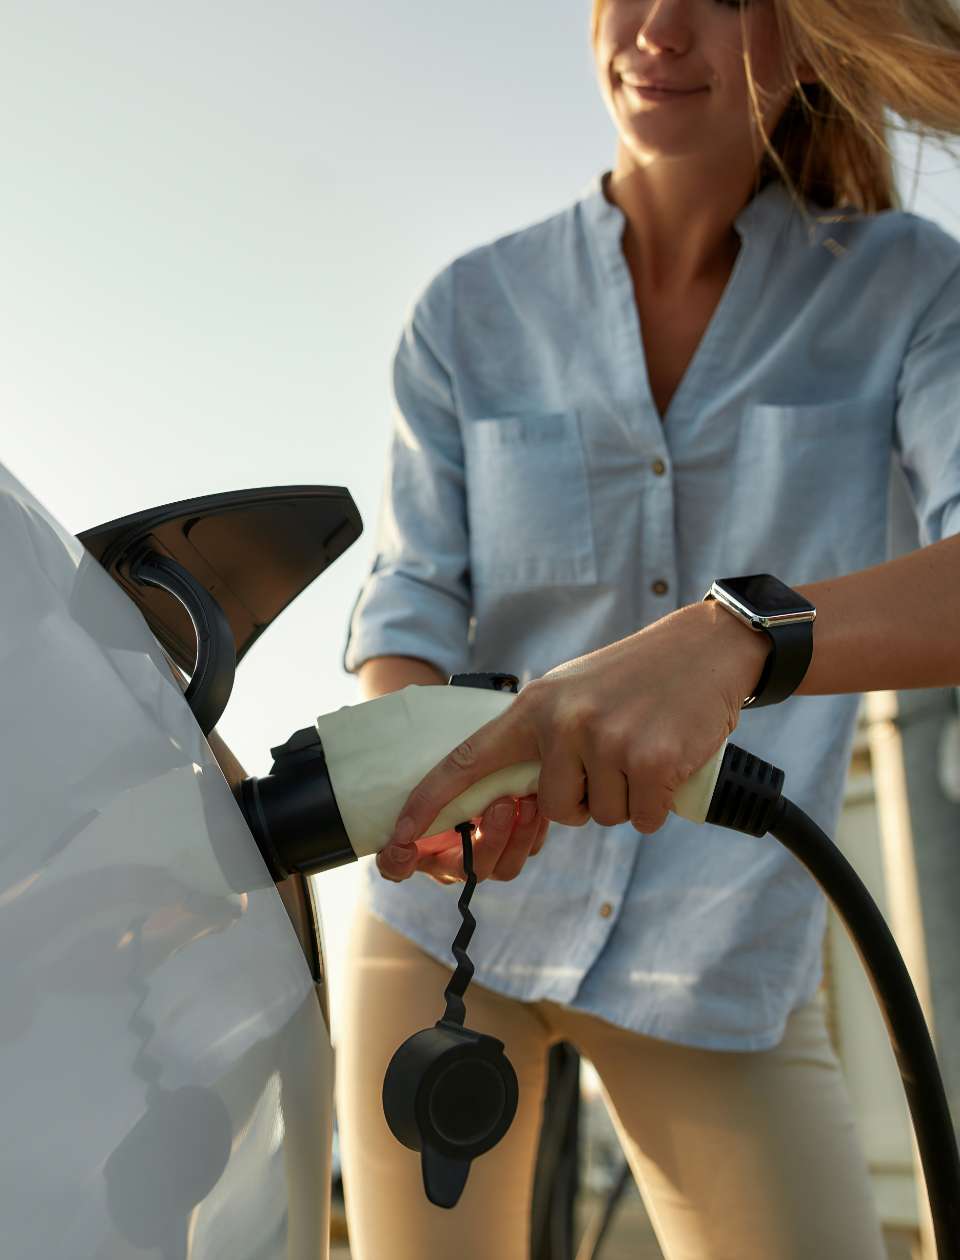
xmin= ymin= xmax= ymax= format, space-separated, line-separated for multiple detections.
xmin=357 ymin=654 xmax=447 ymax=701
xmin=796 ymin=534 xmax=960 ymax=694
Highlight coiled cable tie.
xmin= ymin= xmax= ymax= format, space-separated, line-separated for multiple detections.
xmin=440 ymin=822 xmax=477 ymax=1027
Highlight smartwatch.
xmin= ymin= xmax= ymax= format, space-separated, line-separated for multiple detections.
xmin=703 ymin=574 xmax=816 ymax=708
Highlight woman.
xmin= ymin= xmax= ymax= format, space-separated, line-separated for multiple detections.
xmin=339 ymin=0 xmax=960 ymax=1255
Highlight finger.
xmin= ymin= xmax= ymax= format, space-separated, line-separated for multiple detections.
xmin=471 ymin=798 xmax=517 ymax=881
xmin=626 ymin=772 xmax=673 ymax=835
xmin=529 ymin=815 xmax=550 ymax=855
xmin=537 ymin=742 xmax=590 ymax=826
xmin=490 ymin=801 xmax=540 ymax=881
xmin=415 ymin=823 xmax=480 ymax=858
xmin=626 ymin=752 xmax=677 ymax=834
xmin=379 ymin=821 xmax=477 ymax=880
xmin=582 ymin=759 xmax=630 ymax=827
xmin=629 ymin=804 xmax=670 ymax=835
xmin=376 ymin=841 xmax=421 ymax=882
xmin=417 ymin=796 xmax=518 ymax=883
xmin=486 ymin=796 xmax=540 ymax=882
xmin=389 ymin=705 xmax=540 ymax=847
xmin=514 ymin=794 xmax=541 ymax=842
xmin=416 ymin=847 xmax=467 ymax=882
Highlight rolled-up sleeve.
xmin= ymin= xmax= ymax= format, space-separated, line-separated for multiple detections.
xmin=343 ymin=270 xmax=471 ymax=678
xmin=895 ymin=231 xmax=960 ymax=546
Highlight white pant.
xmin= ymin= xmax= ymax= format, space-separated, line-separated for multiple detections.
xmin=337 ymin=903 xmax=885 ymax=1260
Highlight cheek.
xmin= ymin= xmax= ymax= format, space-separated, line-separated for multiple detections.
xmin=742 ymin=15 xmax=795 ymax=97
xmin=592 ymin=22 xmax=621 ymax=109
xmin=592 ymin=13 xmax=619 ymax=74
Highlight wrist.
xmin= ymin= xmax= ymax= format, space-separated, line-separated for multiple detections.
xmin=698 ymin=599 xmax=772 ymax=705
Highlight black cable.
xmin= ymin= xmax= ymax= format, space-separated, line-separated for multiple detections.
xmin=768 ymin=794 xmax=960 ymax=1260
xmin=573 ymin=1159 xmax=632 ymax=1260
xmin=531 ymin=1044 xmax=581 ymax=1260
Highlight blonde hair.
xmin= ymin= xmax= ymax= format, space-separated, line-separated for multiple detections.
xmin=590 ymin=0 xmax=960 ymax=212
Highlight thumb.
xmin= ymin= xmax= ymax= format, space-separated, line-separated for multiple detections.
xmin=388 ymin=706 xmax=540 ymax=847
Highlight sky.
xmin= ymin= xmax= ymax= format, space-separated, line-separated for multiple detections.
xmin=3 ymin=0 xmax=958 ymax=1031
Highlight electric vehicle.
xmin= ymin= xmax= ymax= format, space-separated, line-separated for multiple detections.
xmin=0 ymin=463 xmax=357 ymax=1260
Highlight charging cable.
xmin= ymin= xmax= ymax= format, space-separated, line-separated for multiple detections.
xmin=707 ymin=744 xmax=960 ymax=1260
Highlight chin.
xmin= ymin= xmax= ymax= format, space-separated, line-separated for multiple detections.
xmin=619 ymin=130 xmax=719 ymax=166
xmin=617 ymin=113 xmax=754 ymax=170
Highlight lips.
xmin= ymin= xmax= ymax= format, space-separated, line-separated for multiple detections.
xmin=620 ymin=76 xmax=706 ymax=94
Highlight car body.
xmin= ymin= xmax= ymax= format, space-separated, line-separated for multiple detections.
xmin=0 ymin=462 xmax=341 ymax=1259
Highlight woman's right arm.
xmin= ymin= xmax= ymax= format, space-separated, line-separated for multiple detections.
xmin=357 ymin=654 xmax=446 ymax=700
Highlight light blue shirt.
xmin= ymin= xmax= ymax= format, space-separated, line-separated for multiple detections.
xmin=343 ymin=174 xmax=960 ymax=1050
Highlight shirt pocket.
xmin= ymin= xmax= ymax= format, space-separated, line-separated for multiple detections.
xmin=464 ymin=412 xmax=598 ymax=589
xmin=725 ymin=397 xmax=894 ymax=582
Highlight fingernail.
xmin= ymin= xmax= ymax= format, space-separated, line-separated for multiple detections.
xmin=492 ymin=802 xmax=514 ymax=827
xmin=392 ymin=817 xmax=415 ymax=846
xmin=519 ymin=799 xmax=536 ymax=823
xmin=387 ymin=844 xmax=415 ymax=863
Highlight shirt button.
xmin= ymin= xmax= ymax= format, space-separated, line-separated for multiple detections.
xmin=651 ymin=579 xmax=669 ymax=596
xmin=599 ymin=901 xmax=614 ymax=919
xmin=651 ymin=458 xmax=667 ymax=476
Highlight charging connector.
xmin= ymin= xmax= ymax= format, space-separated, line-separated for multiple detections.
xmin=238 ymin=727 xmax=354 ymax=880
xmin=705 ymin=743 xmax=785 ymax=835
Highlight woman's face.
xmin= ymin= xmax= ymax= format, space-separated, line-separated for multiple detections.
xmin=594 ymin=0 xmax=800 ymax=170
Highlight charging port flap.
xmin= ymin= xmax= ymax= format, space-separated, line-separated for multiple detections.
xmin=78 ymin=485 xmax=362 ymax=673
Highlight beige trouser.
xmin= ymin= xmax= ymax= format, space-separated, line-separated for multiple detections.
xmin=337 ymin=902 xmax=885 ymax=1260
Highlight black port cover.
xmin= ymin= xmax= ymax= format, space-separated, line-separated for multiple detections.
xmin=78 ymin=485 xmax=362 ymax=672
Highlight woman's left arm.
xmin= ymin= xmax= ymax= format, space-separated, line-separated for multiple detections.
xmin=797 ymin=533 xmax=960 ymax=695
xmin=806 ymin=228 xmax=960 ymax=692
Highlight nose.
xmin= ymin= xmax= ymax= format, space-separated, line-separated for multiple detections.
xmin=636 ymin=0 xmax=692 ymax=56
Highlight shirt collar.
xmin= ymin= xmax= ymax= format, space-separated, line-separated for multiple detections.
xmin=578 ymin=170 xmax=797 ymax=252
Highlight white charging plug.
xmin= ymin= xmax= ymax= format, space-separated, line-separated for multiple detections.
xmin=315 ymin=685 xmax=725 ymax=858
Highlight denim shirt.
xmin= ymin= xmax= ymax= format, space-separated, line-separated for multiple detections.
xmin=343 ymin=174 xmax=960 ymax=1050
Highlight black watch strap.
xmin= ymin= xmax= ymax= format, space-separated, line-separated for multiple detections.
xmin=747 ymin=620 xmax=813 ymax=708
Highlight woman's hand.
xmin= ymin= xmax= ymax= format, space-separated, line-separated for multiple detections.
xmin=377 ymin=793 xmax=548 ymax=883
xmin=382 ymin=602 xmax=769 ymax=878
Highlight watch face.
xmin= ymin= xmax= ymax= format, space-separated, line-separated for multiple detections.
xmin=717 ymin=574 xmax=815 ymax=618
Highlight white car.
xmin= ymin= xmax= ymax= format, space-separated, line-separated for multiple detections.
xmin=0 ymin=462 xmax=361 ymax=1260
